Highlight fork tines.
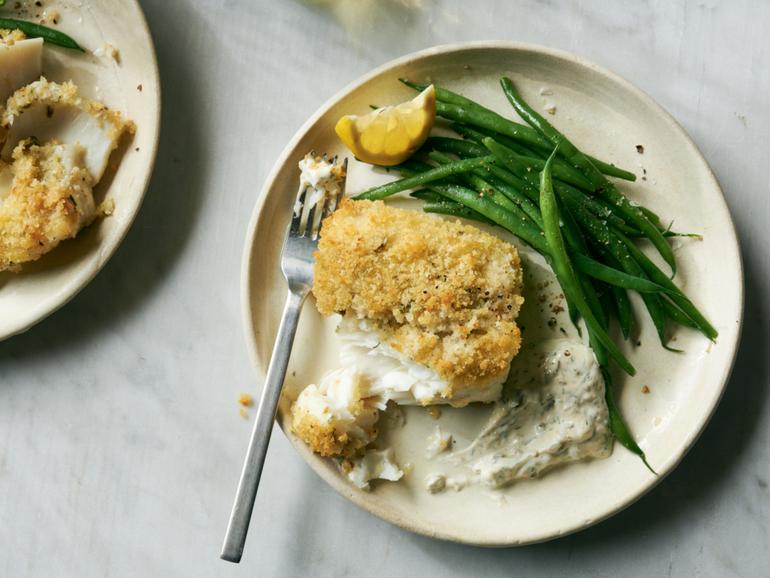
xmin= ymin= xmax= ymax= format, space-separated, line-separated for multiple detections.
xmin=292 ymin=157 xmax=347 ymax=241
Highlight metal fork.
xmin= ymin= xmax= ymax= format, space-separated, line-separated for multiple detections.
xmin=221 ymin=158 xmax=346 ymax=563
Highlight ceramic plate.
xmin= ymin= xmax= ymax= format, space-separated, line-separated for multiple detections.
xmin=0 ymin=0 xmax=160 ymax=340
xmin=242 ymin=43 xmax=743 ymax=545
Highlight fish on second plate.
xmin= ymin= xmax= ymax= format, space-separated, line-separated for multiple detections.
xmin=0 ymin=26 xmax=134 ymax=273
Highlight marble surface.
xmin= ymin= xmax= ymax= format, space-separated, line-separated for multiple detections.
xmin=1 ymin=0 xmax=768 ymax=576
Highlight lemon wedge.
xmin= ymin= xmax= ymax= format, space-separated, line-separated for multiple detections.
xmin=335 ymin=85 xmax=436 ymax=166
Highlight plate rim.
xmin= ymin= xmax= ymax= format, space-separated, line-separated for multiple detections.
xmin=240 ymin=40 xmax=744 ymax=546
xmin=0 ymin=0 xmax=162 ymax=341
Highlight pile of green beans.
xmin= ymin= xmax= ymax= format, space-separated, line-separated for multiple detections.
xmin=353 ymin=78 xmax=717 ymax=469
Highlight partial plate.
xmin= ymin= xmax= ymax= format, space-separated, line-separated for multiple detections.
xmin=242 ymin=42 xmax=743 ymax=546
xmin=0 ymin=0 xmax=161 ymax=340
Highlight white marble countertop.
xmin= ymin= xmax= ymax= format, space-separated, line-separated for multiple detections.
xmin=2 ymin=0 xmax=769 ymax=576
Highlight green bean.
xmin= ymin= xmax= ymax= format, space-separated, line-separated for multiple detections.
xmin=453 ymin=123 xmax=536 ymax=156
xmin=556 ymin=185 xmax=678 ymax=349
xmin=603 ymin=368 xmax=655 ymax=473
xmin=410 ymin=189 xmax=495 ymax=223
xmin=482 ymin=138 xmax=645 ymax=270
xmin=427 ymin=183 xmax=549 ymax=254
xmin=426 ymin=138 xmax=552 ymax=224
xmin=639 ymin=205 xmax=662 ymax=227
xmin=594 ymin=246 xmax=636 ymax=339
xmin=540 ymin=148 xmax=635 ymax=375
xmin=355 ymin=156 xmax=494 ymax=201
xmin=453 ymin=123 xmax=637 ymax=182
xmin=427 ymin=151 xmax=526 ymax=217
xmin=505 ymin=146 xmax=596 ymax=191
xmin=424 ymin=136 xmax=487 ymax=157
xmin=452 ymin=124 xmax=597 ymax=191
xmin=591 ymin=159 xmax=637 ymax=182
xmin=574 ymin=281 xmax=647 ymax=468
xmin=460 ymin=122 xmax=637 ymax=182
xmin=500 ymin=77 xmax=677 ymax=276
xmin=626 ymin=229 xmax=697 ymax=239
xmin=611 ymin=285 xmax=634 ymax=339
xmin=483 ymin=137 xmax=636 ymax=233
xmin=426 ymin=147 xmax=544 ymax=227
xmin=584 ymin=195 xmax=641 ymax=231
xmin=468 ymin=125 xmax=598 ymax=193
xmin=572 ymin=253 xmax=673 ymax=294
xmin=409 ymin=189 xmax=495 ymax=225
xmin=591 ymin=235 xmax=676 ymax=351
xmin=402 ymin=78 xmax=549 ymax=148
xmin=647 ymin=292 xmax=683 ymax=352
xmin=560 ymin=204 xmax=595 ymax=330
xmin=561 ymin=214 xmax=615 ymax=347
xmin=551 ymin=179 xmax=639 ymax=236
xmin=482 ymin=172 xmax=544 ymax=229
xmin=598 ymin=282 xmax=615 ymax=327
xmin=615 ymin=230 xmax=717 ymax=340
xmin=560 ymin=200 xmax=621 ymax=336
xmin=402 ymin=78 xmax=497 ymax=114
xmin=409 ymin=189 xmax=446 ymax=203
xmin=426 ymin=138 xmax=542 ymax=206
xmin=421 ymin=200 xmax=496 ymax=225
xmin=398 ymin=159 xmax=435 ymax=173
xmin=436 ymin=101 xmax=550 ymax=150
xmin=403 ymin=78 xmax=637 ymax=180
xmin=485 ymin=163 xmax=539 ymax=203
xmin=0 ymin=18 xmax=83 ymax=51
xmin=659 ymin=296 xmax=701 ymax=330
xmin=542 ymin=208 xmax=586 ymax=332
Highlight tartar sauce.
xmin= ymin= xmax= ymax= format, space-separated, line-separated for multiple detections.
xmin=434 ymin=339 xmax=612 ymax=491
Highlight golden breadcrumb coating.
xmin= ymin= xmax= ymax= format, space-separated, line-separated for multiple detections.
xmin=291 ymin=403 xmax=378 ymax=458
xmin=1 ymin=77 xmax=135 ymax=144
xmin=313 ymin=199 xmax=524 ymax=398
xmin=0 ymin=29 xmax=27 ymax=46
xmin=290 ymin=370 xmax=380 ymax=458
xmin=0 ymin=140 xmax=95 ymax=272
xmin=0 ymin=78 xmax=135 ymax=272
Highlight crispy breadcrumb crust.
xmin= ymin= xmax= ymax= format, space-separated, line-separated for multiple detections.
xmin=0 ymin=29 xmax=27 ymax=46
xmin=1 ymin=78 xmax=136 ymax=143
xmin=0 ymin=78 xmax=135 ymax=272
xmin=0 ymin=140 xmax=95 ymax=272
xmin=313 ymin=199 xmax=524 ymax=397
xmin=291 ymin=406 xmax=378 ymax=458
xmin=291 ymin=382 xmax=380 ymax=458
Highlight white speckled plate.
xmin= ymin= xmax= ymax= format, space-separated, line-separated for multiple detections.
xmin=242 ymin=43 xmax=743 ymax=545
xmin=0 ymin=0 xmax=160 ymax=340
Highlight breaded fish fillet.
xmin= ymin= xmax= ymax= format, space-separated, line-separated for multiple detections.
xmin=0 ymin=140 xmax=94 ymax=272
xmin=313 ymin=199 xmax=524 ymax=400
xmin=0 ymin=78 xmax=134 ymax=272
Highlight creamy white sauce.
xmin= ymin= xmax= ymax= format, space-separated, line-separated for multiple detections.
xmin=429 ymin=339 xmax=611 ymax=492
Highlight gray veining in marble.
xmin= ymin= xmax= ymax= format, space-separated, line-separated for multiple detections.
xmin=1 ymin=0 xmax=768 ymax=576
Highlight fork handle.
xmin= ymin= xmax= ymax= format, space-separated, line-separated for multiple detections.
xmin=221 ymin=289 xmax=307 ymax=563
